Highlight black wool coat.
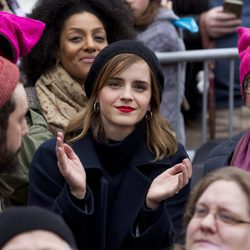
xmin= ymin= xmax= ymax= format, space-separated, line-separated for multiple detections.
xmin=28 ymin=133 xmax=190 ymax=250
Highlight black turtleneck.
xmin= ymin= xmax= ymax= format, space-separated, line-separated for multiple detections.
xmin=93 ymin=122 xmax=146 ymax=178
xmin=93 ymin=122 xmax=146 ymax=242
xmin=92 ymin=122 xmax=164 ymax=243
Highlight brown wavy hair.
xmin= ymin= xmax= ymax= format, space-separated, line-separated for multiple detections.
xmin=65 ymin=53 xmax=177 ymax=160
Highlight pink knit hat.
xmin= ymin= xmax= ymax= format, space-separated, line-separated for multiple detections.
xmin=0 ymin=56 xmax=19 ymax=107
xmin=238 ymin=27 xmax=250 ymax=104
xmin=0 ymin=11 xmax=45 ymax=63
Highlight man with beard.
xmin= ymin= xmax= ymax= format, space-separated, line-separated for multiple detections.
xmin=0 ymin=56 xmax=28 ymax=210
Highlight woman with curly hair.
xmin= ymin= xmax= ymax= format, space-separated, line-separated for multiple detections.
xmin=21 ymin=0 xmax=134 ymax=134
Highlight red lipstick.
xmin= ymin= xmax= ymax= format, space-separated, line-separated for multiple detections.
xmin=116 ymin=106 xmax=135 ymax=113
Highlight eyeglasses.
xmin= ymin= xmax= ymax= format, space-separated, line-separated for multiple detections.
xmin=244 ymin=81 xmax=250 ymax=95
xmin=192 ymin=206 xmax=250 ymax=226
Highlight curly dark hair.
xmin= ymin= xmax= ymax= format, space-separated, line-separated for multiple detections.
xmin=20 ymin=0 xmax=135 ymax=85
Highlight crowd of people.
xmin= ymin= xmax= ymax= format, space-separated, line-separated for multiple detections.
xmin=0 ymin=0 xmax=250 ymax=250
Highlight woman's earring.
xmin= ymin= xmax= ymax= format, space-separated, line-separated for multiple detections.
xmin=145 ymin=110 xmax=152 ymax=120
xmin=94 ymin=102 xmax=100 ymax=113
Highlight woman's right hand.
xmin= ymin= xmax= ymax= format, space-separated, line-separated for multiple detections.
xmin=56 ymin=132 xmax=86 ymax=199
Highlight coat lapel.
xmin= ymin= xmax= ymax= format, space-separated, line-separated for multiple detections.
xmin=71 ymin=134 xmax=103 ymax=172
xmin=109 ymin=162 xmax=151 ymax=250
xmin=108 ymin=142 xmax=171 ymax=249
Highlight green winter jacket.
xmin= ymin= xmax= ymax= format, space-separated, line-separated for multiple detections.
xmin=0 ymin=108 xmax=52 ymax=206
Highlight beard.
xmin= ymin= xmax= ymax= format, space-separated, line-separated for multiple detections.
xmin=0 ymin=145 xmax=21 ymax=174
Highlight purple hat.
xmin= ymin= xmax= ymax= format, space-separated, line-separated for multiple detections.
xmin=0 ymin=11 xmax=45 ymax=63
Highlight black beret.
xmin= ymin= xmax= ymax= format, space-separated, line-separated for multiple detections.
xmin=84 ymin=39 xmax=164 ymax=100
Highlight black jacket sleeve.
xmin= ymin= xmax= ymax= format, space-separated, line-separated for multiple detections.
xmin=28 ymin=138 xmax=94 ymax=236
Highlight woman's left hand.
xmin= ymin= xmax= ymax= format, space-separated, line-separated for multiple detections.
xmin=146 ymin=158 xmax=192 ymax=210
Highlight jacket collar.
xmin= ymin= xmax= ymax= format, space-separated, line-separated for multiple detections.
xmin=71 ymin=133 xmax=172 ymax=171
xmin=71 ymin=133 xmax=102 ymax=171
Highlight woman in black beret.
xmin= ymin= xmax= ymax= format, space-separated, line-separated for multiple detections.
xmin=28 ymin=40 xmax=192 ymax=250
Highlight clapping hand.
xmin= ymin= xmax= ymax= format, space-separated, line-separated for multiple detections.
xmin=146 ymin=158 xmax=192 ymax=210
xmin=56 ymin=132 xmax=86 ymax=199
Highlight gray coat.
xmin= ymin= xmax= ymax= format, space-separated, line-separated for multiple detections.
xmin=136 ymin=8 xmax=186 ymax=144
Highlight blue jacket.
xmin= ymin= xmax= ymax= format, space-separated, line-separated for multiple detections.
xmin=28 ymin=133 xmax=190 ymax=250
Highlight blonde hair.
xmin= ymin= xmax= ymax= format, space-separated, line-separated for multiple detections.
xmin=65 ymin=53 xmax=177 ymax=160
xmin=184 ymin=167 xmax=250 ymax=226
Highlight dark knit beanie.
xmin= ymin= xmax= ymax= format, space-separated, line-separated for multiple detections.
xmin=0 ymin=56 xmax=19 ymax=107
xmin=0 ymin=206 xmax=77 ymax=249
xmin=84 ymin=39 xmax=164 ymax=100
